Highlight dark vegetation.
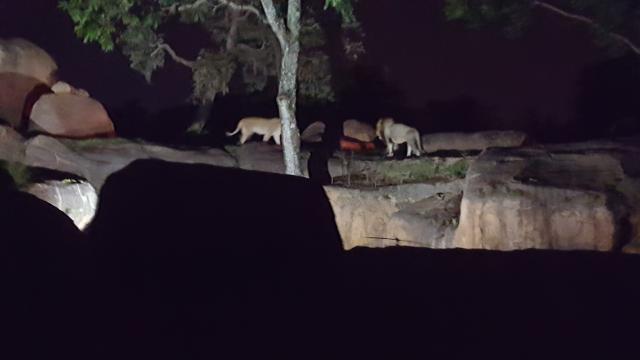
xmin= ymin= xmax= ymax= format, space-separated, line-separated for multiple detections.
xmin=108 ymin=50 xmax=640 ymax=149
xmin=3 ymin=160 xmax=640 ymax=359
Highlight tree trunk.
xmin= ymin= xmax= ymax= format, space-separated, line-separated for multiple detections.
xmin=261 ymin=0 xmax=303 ymax=176
xmin=277 ymin=40 xmax=302 ymax=176
xmin=187 ymin=101 xmax=213 ymax=134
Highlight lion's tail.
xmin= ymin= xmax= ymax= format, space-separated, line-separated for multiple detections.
xmin=225 ymin=125 xmax=241 ymax=137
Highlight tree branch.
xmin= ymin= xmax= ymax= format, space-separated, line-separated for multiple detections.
xmin=152 ymin=43 xmax=196 ymax=68
xmin=287 ymin=0 xmax=301 ymax=38
xmin=532 ymin=0 xmax=640 ymax=56
xmin=260 ymin=0 xmax=288 ymax=47
xmin=165 ymin=0 xmax=208 ymax=14
xmin=218 ymin=0 xmax=267 ymax=24
xmin=166 ymin=0 xmax=266 ymax=23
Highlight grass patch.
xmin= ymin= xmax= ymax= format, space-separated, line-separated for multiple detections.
xmin=63 ymin=137 xmax=133 ymax=151
xmin=335 ymin=158 xmax=470 ymax=187
xmin=376 ymin=158 xmax=469 ymax=185
xmin=0 ymin=161 xmax=32 ymax=189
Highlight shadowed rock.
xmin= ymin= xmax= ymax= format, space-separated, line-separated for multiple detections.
xmin=86 ymin=160 xmax=343 ymax=358
xmin=0 ymin=176 xmax=89 ymax=359
xmin=25 ymin=180 xmax=98 ymax=230
xmin=19 ymin=133 xmax=237 ymax=190
xmin=301 ymin=120 xmax=326 ymax=143
xmin=0 ymin=125 xmax=25 ymax=162
xmin=421 ymin=130 xmax=527 ymax=153
xmin=325 ymin=180 xmax=464 ymax=249
xmin=0 ymin=72 xmax=48 ymax=128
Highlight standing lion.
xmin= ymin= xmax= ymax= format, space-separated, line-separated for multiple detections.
xmin=225 ymin=117 xmax=281 ymax=145
xmin=375 ymin=117 xmax=423 ymax=157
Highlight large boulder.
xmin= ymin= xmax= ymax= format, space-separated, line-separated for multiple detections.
xmin=324 ymin=180 xmax=464 ymax=249
xmin=0 ymin=72 xmax=49 ymax=128
xmin=0 ymin=125 xmax=25 ymax=162
xmin=87 ymin=160 xmax=343 ymax=358
xmin=454 ymin=143 xmax=640 ymax=251
xmin=22 ymin=134 xmax=237 ymax=190
xmin=0 ymin=38 xmax=58 ymax=85
xmin=29 ymin=93 xmax=116 ymax=138
xmin=0 ymin=184 xmax=89 ymax=359
xmin=327 ymin=155 xmax=470 ymax=187
xmin=421 ymin=130 xmax=527 ymax=153
xmin=343 ymin=119 xmax=376 ymax=142
xmin=301 ymin=121 xmax=326 ymax=143
xmin=225 ymin=142 xmax=309 ymax=175
xmin=25 ymin=180 xmax=98 ymax=230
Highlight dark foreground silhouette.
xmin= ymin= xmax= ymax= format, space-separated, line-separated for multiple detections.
xmin=3 ymin=161 xmax=640 ymax=359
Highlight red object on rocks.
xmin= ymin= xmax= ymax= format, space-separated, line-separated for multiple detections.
xmin=339 ymin=137 xmax=376 ymax=152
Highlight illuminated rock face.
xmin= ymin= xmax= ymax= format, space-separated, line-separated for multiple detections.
xmin=324 ymin=181 xmax=463 ymax=250
xmin=29 ymin=93 xmax=116 ymax=138
xmin=454 ymin=145 xmax=640 ymax=251
xmin=343 ymin=119 xmax=376 ymax=142
xmin=0 ymin=72 xmax=48 ymax=128
xmin=26 ymin=180 xmax=97 ymax=230
xmin=0 ymin=126 xmax=238 ymax=191
xmin=24 ymin=136 xmax=237 ymax=190
xmin=1 ymin=124 xmax=638 ymax=252
xmin=0 ymin=38 xmax=58 ymax=85
xmin=0 ymin=38 xmax=58 ymax=128
xmin=0 ymin=126 xmax=25 ymax=162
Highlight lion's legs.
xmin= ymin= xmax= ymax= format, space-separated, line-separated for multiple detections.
xmin=239 ymin=131 xmax=251 ymax=145
xmin=274 ymin=134 xmax=281 ymax=145
xmin=262 ymin=134 xmax=271 ymax=143
xmin=408 ymin=144 xmax=420 ymax=157
xmin=386 ymin=142 xmax=394 ymax=157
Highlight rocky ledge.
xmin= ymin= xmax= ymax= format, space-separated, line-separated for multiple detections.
xmin=2 ymin=125 xmax=639 ymax=253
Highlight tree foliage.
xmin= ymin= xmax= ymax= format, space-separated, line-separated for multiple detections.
xmin=59 ymin=0 xmax=362 ymax=103
xmin=444 ymin=0 xmax=640 ymax=56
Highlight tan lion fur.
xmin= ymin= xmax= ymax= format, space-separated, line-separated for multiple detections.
xmin=375 ymin=117 xmax=423 ymax=157
xmin=226 ymin=117 xmax=282 ymax=145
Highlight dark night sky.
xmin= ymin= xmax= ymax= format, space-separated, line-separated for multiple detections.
xmin=0 ymin=0 xmax=613 ymax=130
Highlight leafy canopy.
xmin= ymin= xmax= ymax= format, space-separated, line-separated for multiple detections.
xmin=59 ymin=0 xmax=361 ymax=103
xmin=444 ymin=0 xmax=640 ymax=55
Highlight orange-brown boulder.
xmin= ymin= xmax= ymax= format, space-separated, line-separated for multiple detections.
xmin=0 ymin=72 xmax=50 ymax=128
xmin=29 ymin=93 xmax=115 ymax=138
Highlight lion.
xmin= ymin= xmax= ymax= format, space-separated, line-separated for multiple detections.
xmin=375 ymin=117 xmax=423 ymax=157
xmin=226 ymin=117 xmax=281 ymax=145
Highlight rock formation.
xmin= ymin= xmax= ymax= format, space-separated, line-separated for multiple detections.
xmin=343 ymin=119 xmax=376 ymax=142
xmin=301 ymin=121 xmax=326 ymax=143
xmin=0 ymin=38 xmax=58 ymax=85
xmin=26 ymin=180 xmax=97 ymax=230
xmin=0 ymin=72 xmax=49 ymax=128
xmin=51 ymin=81 xmax=90 ymax=97
xmin=2 ymin=123 xmax=639 ymax=253
xmin=421 ymin=130 xmax=527 ymax=153
xmin=29 ymin=93 xmax=116 ymax=138
xmin=324 ymin=180 xmax=464 ymax=249
xmin=454 ymin=143 xmax=640 ymax=251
